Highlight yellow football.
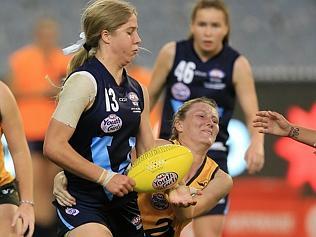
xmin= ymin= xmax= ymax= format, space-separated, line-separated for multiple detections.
xmin=128 ymin=144 xmax=193 ymax=192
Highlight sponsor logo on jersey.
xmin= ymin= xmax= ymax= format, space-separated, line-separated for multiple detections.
xmin=65 ymin=207 xmax=80 ymax=216
xmin=171 ymin=82 xmax=191 ymax=101
xmin=101 ymin=114 xmax=122 ymax=133
xmin=131 ymin=106 xmax=141 ymax=113
xmin=209 ymin=69 xmax=225 ymax=79
xmin=128 ymin=92 xmax=141 ymax=113
xmin=151 ymin=193 xmax=169 ymax=210
xmin=194 ymin=70 xmax=207 ymax=77
xmin=119 ymin=97 xmax=127 ymax=102
xmin=1 ymin=188 xmax=14 ymax=195
xmin=131 ymin=215 xmax=142 ymax=230
xmin=197 ymin=180 xmax=209 ymax=188
xmin=204 ymin=69 xmax=226 ymax=90
xmin=128 ymin=92 xmax=139 ymax=102
xmin=152 ymin=172 xmax=178 ymax=190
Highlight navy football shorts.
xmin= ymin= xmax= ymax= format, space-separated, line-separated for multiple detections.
xmin=54 ymin=198 xmax=144 ymax=237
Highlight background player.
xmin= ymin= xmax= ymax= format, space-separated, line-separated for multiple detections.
xmin=43 ymin=0 xmax=180 ymax=236
xmin=0 ymin=81 xmax=34 ymax=237
xmin=148 ymin=1 xmax=264 ymax=236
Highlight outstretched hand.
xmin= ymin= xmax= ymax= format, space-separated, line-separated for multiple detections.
xmin=253 ymin=110 xmax=291 ymax=137
xmin=166 ymin=184 xmax=200 ymax=208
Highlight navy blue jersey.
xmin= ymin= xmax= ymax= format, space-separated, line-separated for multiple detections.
xmin=65 ymin=57 xmax=144 ymax=209
xmin=160 ymin=39 xmax=240 ymax=153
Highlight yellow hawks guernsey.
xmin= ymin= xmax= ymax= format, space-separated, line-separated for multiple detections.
xmin=138 ymin=140 xmax=219 ymax=237
xmin=0 ymin=126 xmax=14 ymax=186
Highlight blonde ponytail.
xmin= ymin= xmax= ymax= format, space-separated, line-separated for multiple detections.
xmin=67 ymin=48 xmax=89 ymax=76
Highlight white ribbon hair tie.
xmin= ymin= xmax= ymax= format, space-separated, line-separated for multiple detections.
xmin=62 ymin=32 xmax=86 ymax=55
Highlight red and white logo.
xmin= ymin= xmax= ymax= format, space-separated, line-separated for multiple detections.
xmin=131 ymin=215 xmax=142 ymax=230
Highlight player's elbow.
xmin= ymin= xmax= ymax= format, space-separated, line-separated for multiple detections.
xmin=43 ymin=138 xmax=54 ymax=161
xmin=213 ymin=170 xmax=233 ymax=199
xmin=223 ymin=172 xmax=233 ymax=195
xmin=43 ymin=137 xmax=60 ymax=164
xmin=215 ymin=170 xmax=233 ymax=196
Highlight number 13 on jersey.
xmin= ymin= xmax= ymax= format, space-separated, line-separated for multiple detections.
xmin=104 ymin=88 xmax=119 ymax=112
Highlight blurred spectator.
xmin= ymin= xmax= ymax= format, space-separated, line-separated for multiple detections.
xmin=6 ymin=17 xmax=70 ymax=237
xmin=127 ymin=63 xmax=152 ymax=87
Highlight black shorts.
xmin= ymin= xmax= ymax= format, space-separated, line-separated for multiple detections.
xmin=28 ymin=140 xmax=44 ymax=153
xmin=200 ymin=150 xmax=229 ymax=216
xmin=54 ymin=198 xmax=144 ymax=237
xmin=0 ymin=180 xmax=19 ymax=206
xmin=201 ymin=194 xmax=229 ymax=216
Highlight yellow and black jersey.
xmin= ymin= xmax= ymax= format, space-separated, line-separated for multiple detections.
xmin=173 ymin=153 xmax=219 ymax=237
xmin=0 ymin=126 xmax=14 ymax=187
xmin=139 ymin=141 xmax=219 ymax=237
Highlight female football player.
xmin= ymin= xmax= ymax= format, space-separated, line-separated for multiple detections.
xmin=148 ymin=1 xmax=264 ymax=236
xmin=44 ymin=1 xmax=157 ymax=237
xmin=0 ymin=81 xmax=34 ymax=237
xmin=53 ymin=97 xmax=233 ymax=237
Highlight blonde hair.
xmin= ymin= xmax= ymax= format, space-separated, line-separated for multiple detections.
xmin=170 ymin=97 xmax=218 ymax=140
xmin=68 ymin=0 xmax=137 ymax=75
xmin=189 ymin=0 xmax=230 ymax=44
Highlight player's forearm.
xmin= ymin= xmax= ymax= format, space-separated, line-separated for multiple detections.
xmin=44 ymin=140 xmax=103 ymax=183
xmin=192 ymin=172 xmax=233 ymax=218
xmin=174 ymin=191 xmax=227 ymax=222
xmin=148 ymin=87 xmax=162 ymax=111
xmin=175 ymin=171 xmax=233 ymax=221
xmin=172 ymin=204 xmax=195 ymax=222
xmin=249 ymin=125 xmax=265 ymax=144
xmin=247 ymin=111 xmax=265 ymax=144
xmin=13 ymin=152 xmax=34 ymax=202
xmin=288 ymin=125 xmax=316 ymax=148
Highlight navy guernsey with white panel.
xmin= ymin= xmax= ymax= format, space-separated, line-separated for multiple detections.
xmin=66 ymin=57 xmax=144 ymax=209
xmin=159 ymin=39 xmax=240 ymax=171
